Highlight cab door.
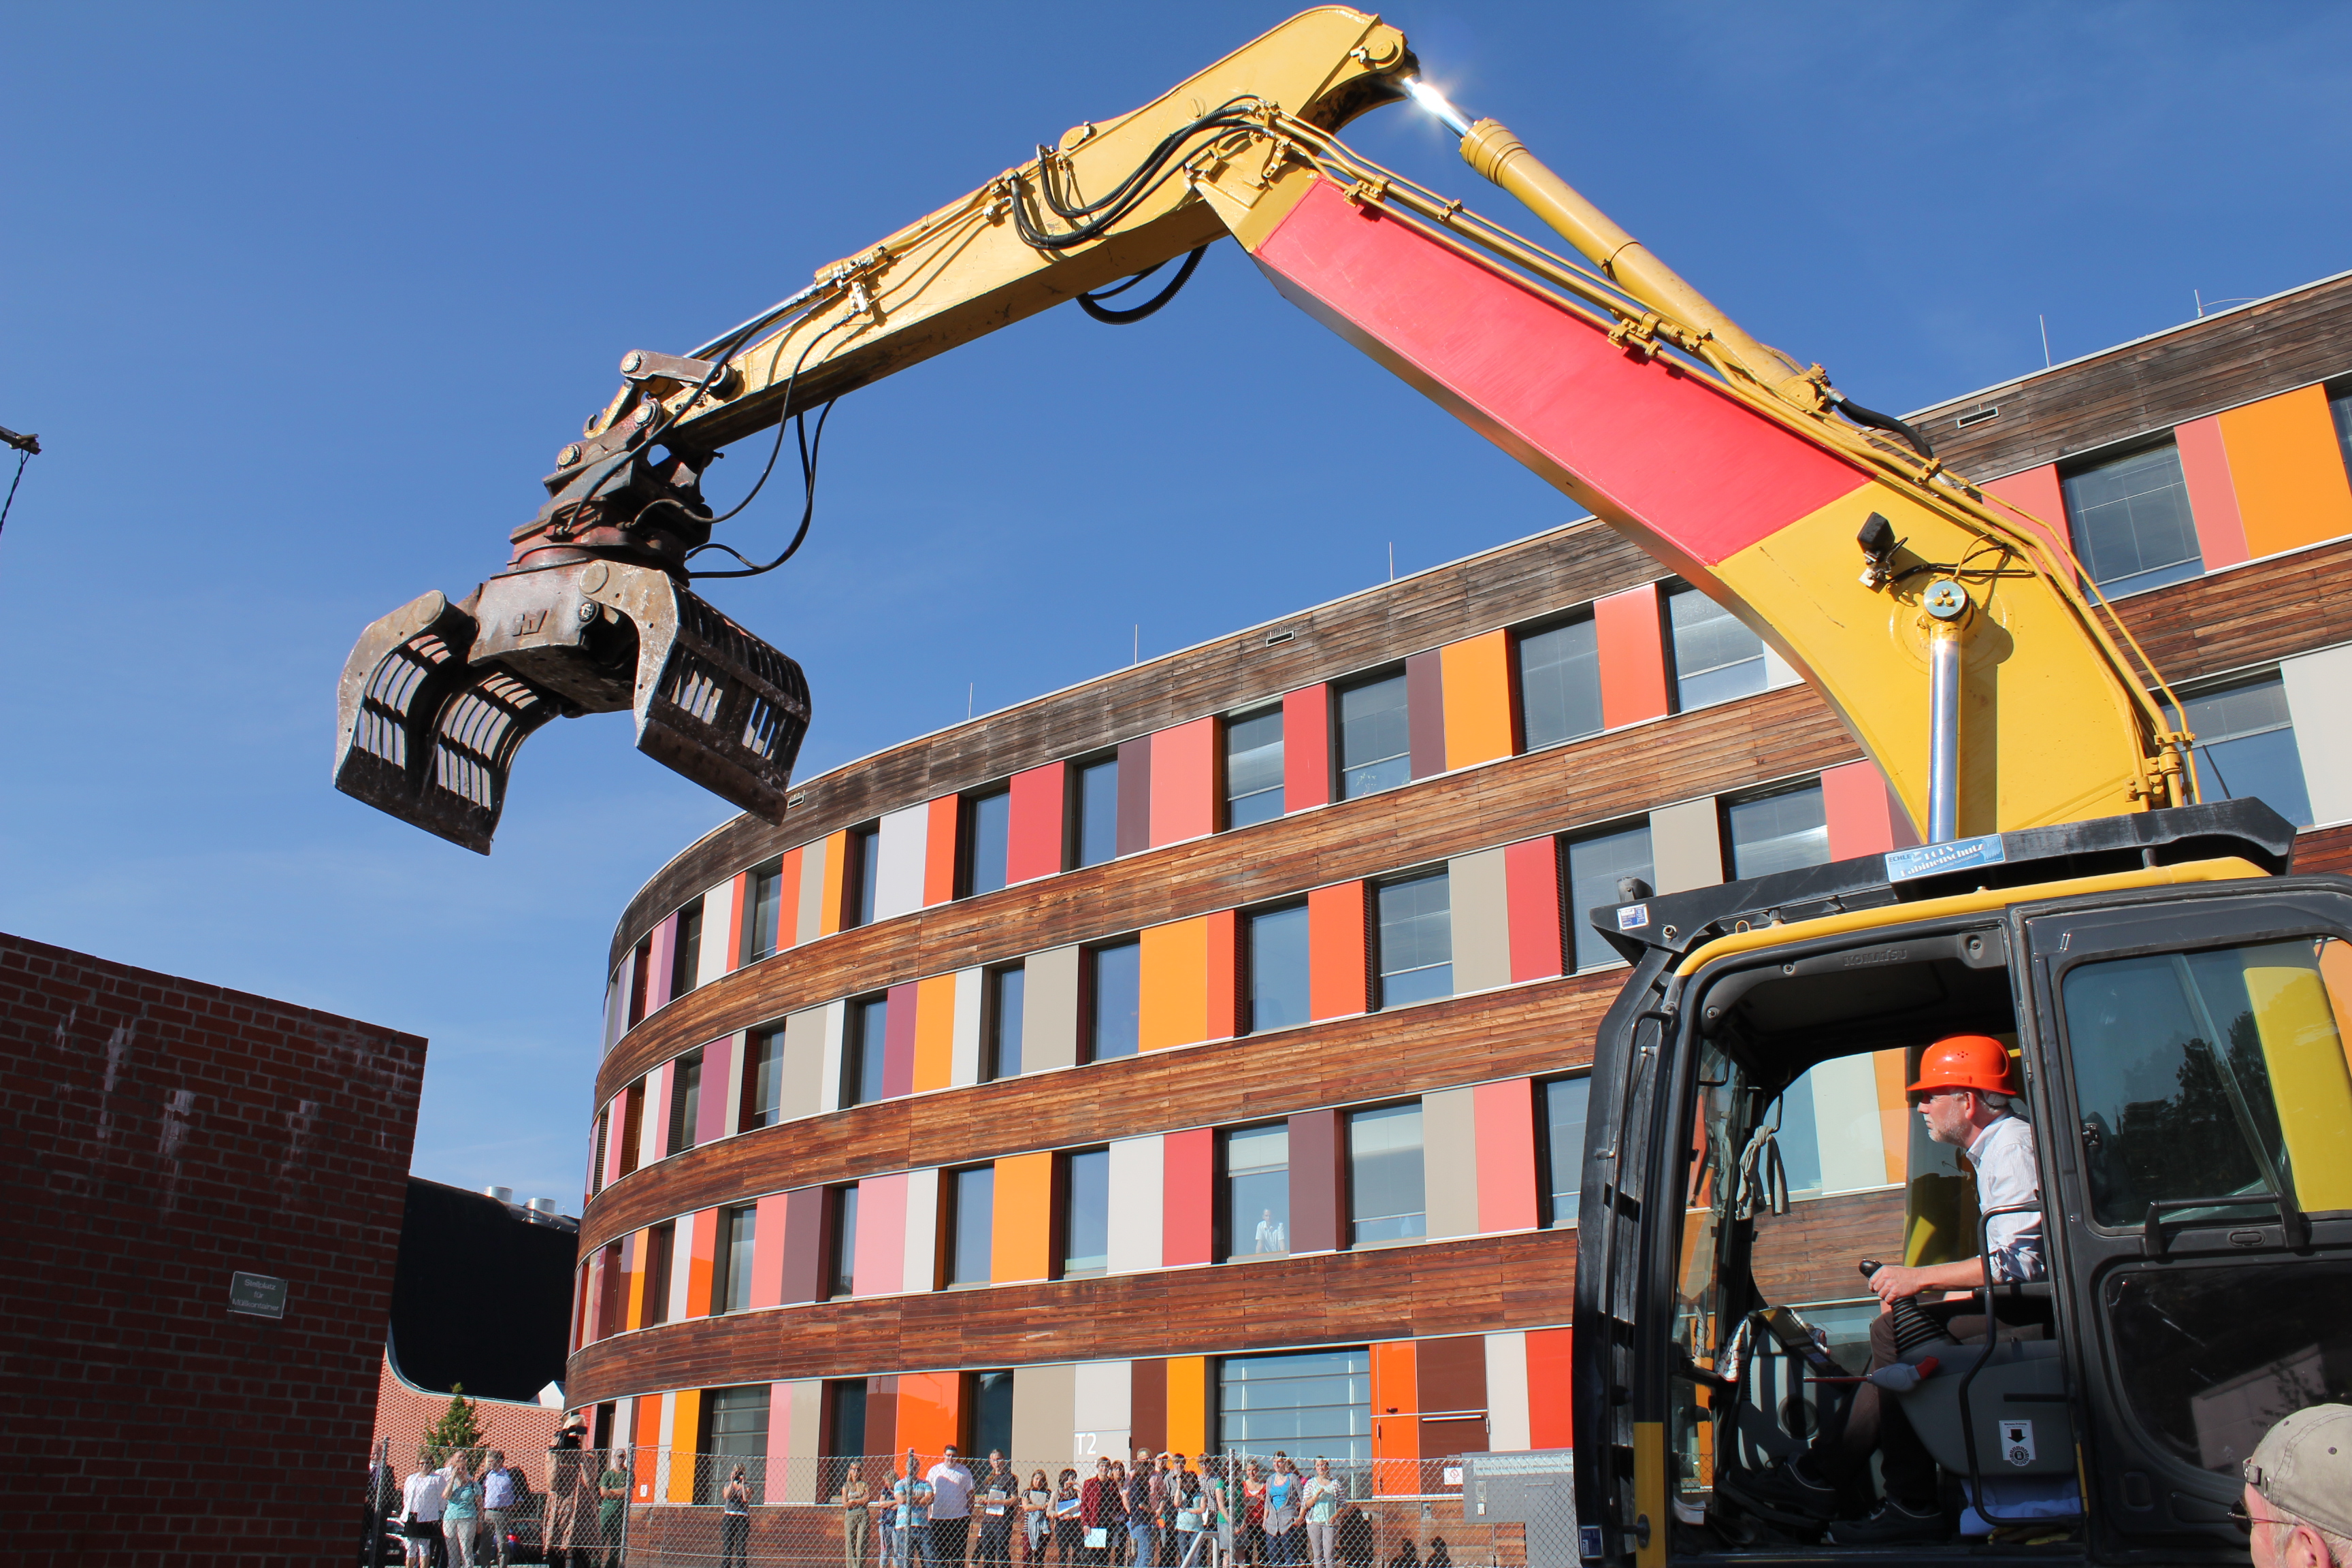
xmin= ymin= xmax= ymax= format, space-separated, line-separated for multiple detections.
xmin=2015 ymin=881 xmax=2352 ymax=1554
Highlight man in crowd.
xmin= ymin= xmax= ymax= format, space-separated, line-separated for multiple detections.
xmin=974 ymin=1450 xmax=1018 ymax=1568
xmin=2242 ymin=1404 xmax=2352 ymax=1568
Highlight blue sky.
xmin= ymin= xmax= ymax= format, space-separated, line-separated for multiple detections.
xmin=3 ymin=3 xmax=2347 ymax=1208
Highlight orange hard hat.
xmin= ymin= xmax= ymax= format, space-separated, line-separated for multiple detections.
xmin=1906 ymin=1034 xmax=2017 ymax=1098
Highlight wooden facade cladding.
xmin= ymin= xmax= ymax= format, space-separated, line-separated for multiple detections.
xmin=565 ymin=1227 xmax=1577 ymax=1407
xmin=1907 ymin=272 xmax=2352 ymax=480
xmin=581 ymin=968 xmax=1624 ymax=1255
xmin=595 ymin=681 xmax=1861 ymax=1100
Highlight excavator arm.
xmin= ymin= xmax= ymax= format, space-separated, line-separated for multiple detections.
xmin=337 ymin=6 xmax=2191 ymax=853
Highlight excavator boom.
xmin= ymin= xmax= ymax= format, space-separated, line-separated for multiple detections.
xmin=337 ymin=7 xmax=2187 ymax=852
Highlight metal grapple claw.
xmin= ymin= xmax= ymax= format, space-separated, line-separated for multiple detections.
xmin=334 ymin=559 xmax=809 ymax=853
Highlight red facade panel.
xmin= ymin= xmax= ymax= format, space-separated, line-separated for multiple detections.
xmin=2176 ymin=414 xmax=2251 ymax=570
xmin=1526 ymin=1326 xmax=1575 ymax=1449
xmin=1007 ymin=762 xmax=1068 ymax=884
xmin=1503 ymin=837 xmax=1563 ymax=981
xmin=1593 ymin=584 xmax=1669 ymax=729
xmin=1282 ymin=685 xmax=1331 ymax=812
xmin=1821 ymin=757 xmax=1919 ymax=859
xmin=1307 ymin=881 xmax=1369 ymax=1020
xmin=1162 ymin=1127 xmax=1215 ymax=1267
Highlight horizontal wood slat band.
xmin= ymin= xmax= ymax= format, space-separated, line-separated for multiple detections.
xmin=564 ymin=1227 xmax=1576 ymax=1405
xmin=578 ymin=970 xmax=1624 ymax=1253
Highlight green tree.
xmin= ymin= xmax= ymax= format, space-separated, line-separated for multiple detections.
xmin=421 ymin=1383 xmax=487 ymax=1468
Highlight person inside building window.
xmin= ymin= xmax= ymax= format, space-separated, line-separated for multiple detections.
xmin=1723 ymin=1034 xmax=2044 ymax=1544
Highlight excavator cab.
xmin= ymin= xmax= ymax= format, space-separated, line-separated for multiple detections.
xmin=1572 ymin=800 xmax=2352 ymax=1565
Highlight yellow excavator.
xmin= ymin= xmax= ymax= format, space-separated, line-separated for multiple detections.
xmin=336 ymin=10 xmax=2352 ymax=1563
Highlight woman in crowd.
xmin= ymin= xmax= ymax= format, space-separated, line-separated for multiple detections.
xmin=1051 ymin=1468 xmax=1085 ymax=1566
xmin=443 ymin=1454 xmax=483 ymax=1568
xmin=721 ymin=1464 xmax=753 ymax=1568
xmin=1262 ymin=1456 xmax=1303 ymax=1568
xmin=1298 ymin=1460 xmax=1343 ymax=1568
xmin=1108 ymin=1462 xmax=1131 ymax=1567
xmin=1022 ymin=1469 xmax=1054 ymax=1565
xmin=1171 ymin=1457 xmax=1213 ymax=1568
xmin=840 ymin=1461 xmax=872 ymax=1568
xmin=1233 ymin=1460 xmax=1267 ymax=1568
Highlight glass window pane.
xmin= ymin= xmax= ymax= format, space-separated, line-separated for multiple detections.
xmin=847 ymin=996 xmax=889 ymax=1107
xmin=2063 ymin=443 xmax=2204 ymax=598
xmin=1090 ymin=941 xmax=1141 ymax=1060
xmin=1543 ymin=1077 xmax=1589 ymax=1226
xmin=1077 ymin=759 xmax=1120 ymax=868
xmin=1226 ymin=706 xmax=1287 ymax=828
xmin=968 ymin=790 xmax=1011 ymax=896
xmin=1669 ymin=589 xmax=1767 ymax=710
xmin=2332 ymin=387 xmax=2352 ymax=474
xmin=1063 ymin=1148 xmax=1109 ymax=1273
xmin=834 ymin=1186 xmax=858 ymax=1296
xmin=855 ymin=826 xmax=881 ymax=928
xmin=1338 ymin=674 xmax=1411 ymax=800
xmin=1248 ymin=905 xmax=1311 ymax=1032
xmin=951 ymin=1166 xmax=995 ymax=1284
xmin=1217 ymin=1349 xmax=1371 ymax=1465
xmin=668 ymin=1054 xmax=702 ymax=1156
xmin=747 ymin=866 xmax=782 ymax=962
xmin=748 ymin=1032 xmax=782 ymax=1130
xmin=1349 ymin=1102 xmax=1425 ymax=1245
xmin=1224 ymin=1124 xmax=1290 ymax=1261
xmin=1566 ymin=826 xmax=1654 ymax=971
xmin=1726 ymin=785 xmax=1829 ymax=879
xmin=989 ymin=967 xmax=1025 ymax=1079
xmin=1518 ymin=617 xmax=1602 ymax=749
xmin=673 ymin=903 xmax=702 ymax=995
xmin=1377 ymin=872 xmax=1452 ymax=1007
xmin=2185 ymin=675 xmax=2312 ymax=826
xmin=723 ymin=1207 xmax=756 ymax=1313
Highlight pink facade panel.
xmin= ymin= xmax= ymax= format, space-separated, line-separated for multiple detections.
xmin=749 ymin=1192 xmax=790 ymax=1310
xmin=2174 ymin=414 xmax=2251 ymax=570
xmin=1162 ymin=1128 xmax=1215 ymax=1267
xmin=646 ymin=913 xmax=678 ymax=1014
xmin=1473 ymin=1079 xmax=1541 ymax=1233
xmin=883 ymin=983 xmax=919 ymax=1100
xmin=1822 ymin=759 xmax=1919 ymax=859
xmin=1150 ymin=717 xmax=1218 ymax=847
xmin=696 ymin=1034 xmax=738 ymax=1147
xmin=1503 ymin=837 xmax=1563 ymax=982
xmin=853 ymin=1172 xmax=908 ymax=1297
xmin=1007 ymin=763 xmax=1068 ymax=885
xmin=1283 ymin=686 xmax=1331 ymax=812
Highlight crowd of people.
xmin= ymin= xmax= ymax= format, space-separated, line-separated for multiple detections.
xmin=382 ymin=1446 xmax=536 ymax=1568
xmin=839 ymin=1446 xmax=1360 ymax=1568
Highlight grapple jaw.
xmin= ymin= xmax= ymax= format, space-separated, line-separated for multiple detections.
xmin=333 ymin=559 xmax=809 ymax=853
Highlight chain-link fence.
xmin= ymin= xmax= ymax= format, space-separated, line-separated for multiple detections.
xmin=360 ymin=1450 xmax=1580 ymax=1568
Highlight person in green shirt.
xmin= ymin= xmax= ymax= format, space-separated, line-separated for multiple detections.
xmin=597 ymin=1450 xmax=632 ymax=1567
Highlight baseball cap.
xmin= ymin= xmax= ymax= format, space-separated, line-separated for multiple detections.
xmin=2245 ymin=1403 xmax=2352 ymax=1539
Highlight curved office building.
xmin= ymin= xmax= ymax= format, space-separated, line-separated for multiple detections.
xmin=569 ymin=272 xmax=2352 ymax=1533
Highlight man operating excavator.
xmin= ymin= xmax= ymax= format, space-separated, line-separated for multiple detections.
xmin=1726 ymin=1036 xmax=2046 ymax=1544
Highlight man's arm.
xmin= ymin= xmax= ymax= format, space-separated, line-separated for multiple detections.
xmin=1865 ymin=1254 xmax=1985 ymax=1303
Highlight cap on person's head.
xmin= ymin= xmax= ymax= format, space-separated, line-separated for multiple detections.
xmin=2247 ymin=1403 xmax=2352 ymax=1539
xmin=1906 ymin=1034 xmax=2016 ymax=1098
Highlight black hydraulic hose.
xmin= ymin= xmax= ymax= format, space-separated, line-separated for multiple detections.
xmin=1077 ymin=246 xmax=1207 ymax=324
xmin=1831 ymin=393 xmax=1936 ymax=460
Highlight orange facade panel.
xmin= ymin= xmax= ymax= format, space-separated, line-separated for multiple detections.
xmin=818 ymin=830 xmax=851 ymax=937
xmin=924 ymin=796 xmax=961 ymax=907
xmin=666 ymin=1390 xmax=701 ymax=1501
xmin=1370 ymin=1339 xmax=1421 ymax=1494
xmin=1440 ymin=630 xmax=1516 ymax=770
xmin=1166 ymin=1356 xmax=1209 ymax=1457
xmin=685 ymin=1207 xmax=719 ymax=1320
xmin=1307 ymin=881 xmax=1369 ymax=1020
xmin=896 ymin=1371 xmax=962 ymax=1465
xmin=1140 ymin=917 xmax=1211 ymax=1051
xmin=2219 ymin=384 xmax=2352 ymax=559
xmin=1592 ymin=583 xmax=1668 ymax=730
xmin=992 ymin=1152 xmax=1056 ymax=1284
xmin=914 ymin=974 xmax=958 ymax=1092
xmin=1526 ymin=1326 xmax=1574 ymax=1450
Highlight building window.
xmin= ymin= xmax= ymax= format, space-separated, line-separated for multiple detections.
xmin=666 ymin=1051 xmax=703 ymax=1157
xmin=1348 ymin=1101 xmax=1426 ymax=1245
xmin=1226 ymin=706 xmax=1286 ymax=828
xmin=1218 ymin=1350 xmax=1372 ymax=1466
xmin=742 ymin=1030 xmax=783 ymax=1131
xmin=1725 ymin=783 xmax=1830 ymax=880
xmin=1222 ymin=1123 xmax=1290 ymax=1261
xmin=617 ymin=1080 xmax=645 ymax=1177
xmin=970 ymin=1369 xmax=1017 ymax=1460
xmin=1061 ymin=1147 xmax=1110 ymax=1276
xmin=1076 ymin=757 xmax=1120 ymax=868
xmin=591 ymin=1107 xmax=609 ymax=1194
xmin=844 ymin=995 xmax=889 ymax=1107
xmin=1088 ymin=940 xmax=1141 ymax=1061
xmin=2063 ymin=441 xmax=2202 ymax=598
xmin=826 ymin=1379 xmax=869 ymax=1479
xmin=627 ymin=936 xmax=652 ymax=1027
xmin=2184 ymin=673 xmax=2313 ymax=826
xmin=830 ymin=1183 xmax=859 ymax=1297
xmin=1518 ymin=615 xmax=1603 ymax=748
xmin=2332 ymin=382 xmax=2352 ymax=475
xmin=643 ymin=1221 xmax=675 ymax=1326
xmin=1565 ymin=824 xmax=1654 ymax=972
xmin=947 ymin=1166 xmax=995 ymax=1286
xmin=965 ymin=788 xmax=1012 ymax=896
xmin=1375 ymin=872 xmax=1452 ymax=1007
xmin=1247 ymin=904 xmax=1311 ymax=1032
xmin=985 ymin=966 xmax=1025 ymax=1080
xmin=1541 ymin=1077 xmax=1590 ymax=1227
xmin=745 ymin=859 xmax=784 ymax=963
xmin=1668 ymin=586 xmax=1766 ymax=710
xmin=850 ymin=823 xmax=882 ymax=928
xmin=717 ymin=1205 xmax=756 ymax=1313
xmin=1337 ymin=672 xmax=1411 ymax=799
xmin=698 ymin=1386 xmax=770 ymax=1503
xmin=672 ymin=900 xmax=704 ymax=996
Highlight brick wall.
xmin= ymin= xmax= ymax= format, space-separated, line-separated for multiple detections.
xmin=0 ymin=931 xmax=425 ymax=1568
